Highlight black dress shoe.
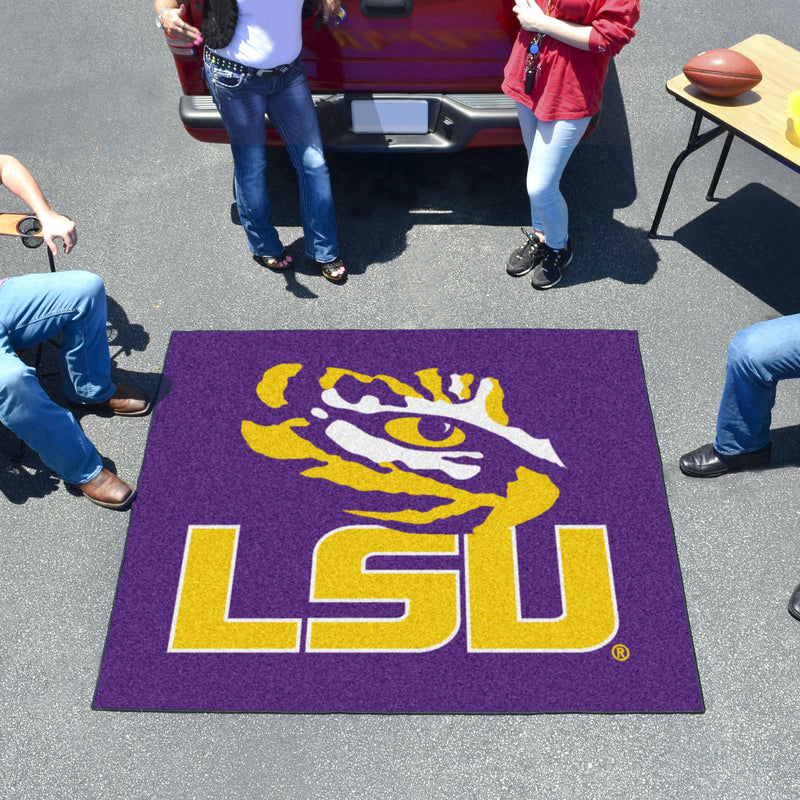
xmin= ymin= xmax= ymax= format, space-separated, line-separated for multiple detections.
xmin=679 ymin=442 xmax=771 ymax=478
xmin=789 ymin=583 xmax=800 ymax=621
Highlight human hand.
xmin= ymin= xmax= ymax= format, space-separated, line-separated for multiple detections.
xmin=316 ymin=0 xmax=342 ymax=24
xmin=40 ymin=211 xmax=77 ymax=255
xmin=160 ymin=4 xmax=203 ymax=46
xmin=512 ymin=0 xmax=549 ymax=33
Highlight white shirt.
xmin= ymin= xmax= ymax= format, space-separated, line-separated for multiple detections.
xmin=210 ymin=0 xmax=304 ymax=70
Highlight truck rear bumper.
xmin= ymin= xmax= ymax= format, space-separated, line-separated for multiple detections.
xmin=179 ymin=92 xmax=522 ymax=152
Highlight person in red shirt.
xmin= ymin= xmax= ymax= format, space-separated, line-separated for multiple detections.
xmin=502 ymin=0 xmax=639 ymax=289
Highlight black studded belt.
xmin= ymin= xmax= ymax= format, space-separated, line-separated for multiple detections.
xmin=204 ymin=49 xmax=296 ymax=76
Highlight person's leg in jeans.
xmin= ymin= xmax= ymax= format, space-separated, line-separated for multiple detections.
xmin=715 ymin=314 xmax=800 ymax=455
xmin=507 ymin=105 xmax=589 ymax=285
xmin=517 ymin=104 xmax=590 ymax=250
xmin=204 ymin=59 xmax=340 ymax=271
xmin=204 ymin=62 xmax=287 ymax=260
xmin=0 ymin=271 xmax=111 ymax=483
xmin=265 ymin=61 xmax=339 ymax=264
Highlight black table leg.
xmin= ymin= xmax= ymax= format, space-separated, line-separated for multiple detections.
xmin=706 ymin=131 xmax=734 ymax=201
xmin=649 ymin=111 xmax=728 ymax=238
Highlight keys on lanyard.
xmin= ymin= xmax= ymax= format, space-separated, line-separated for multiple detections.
xmin=524 ymin=33 xmax=544 ymax=94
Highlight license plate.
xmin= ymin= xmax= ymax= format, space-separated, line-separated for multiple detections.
xmin=350 ymin=100 xmax=429 ymax=134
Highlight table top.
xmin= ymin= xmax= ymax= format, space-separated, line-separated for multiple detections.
xmin=667 ymin=34 xmax=800 ymax=170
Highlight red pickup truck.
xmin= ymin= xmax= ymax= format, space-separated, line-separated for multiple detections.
xmin=166 ymin=0 xmax=525 ymax=152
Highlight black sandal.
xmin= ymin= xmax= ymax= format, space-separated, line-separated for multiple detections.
xmin=317 ymin=257 xmax=347 ymax=283
xmin=255 ymin=250 xmax=293 ymax=272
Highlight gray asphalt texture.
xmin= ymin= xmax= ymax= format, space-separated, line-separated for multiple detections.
xmin=2 ymin=2 xmax=800 ymax=798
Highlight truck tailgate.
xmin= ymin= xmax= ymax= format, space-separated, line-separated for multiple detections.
xmin=302 ymin=0 xmax=518 ymax=93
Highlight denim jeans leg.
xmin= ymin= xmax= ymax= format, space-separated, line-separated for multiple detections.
xmin=0 ymin=271 xmax=115 ymax=404
xmin=714 ymin=314 xmax=800 ymax=454
xmin=0 ymin=342 xmax=103 ymax=483
xmin=0 ymin=275 xmax=107 ymax=483
xmin=265 ymin=65 xmax=339 ymax=262
xmin=204 ymin=63 xmax=284 ymax=258
xmin=230 ymin=142 xmax=286 ymax=257
xmin=516 ymin=103 xmax=590 ymax=249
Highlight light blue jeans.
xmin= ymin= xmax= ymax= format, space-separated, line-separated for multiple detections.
xmin=204 ymin=54 xmax=339 ymax=263
xmin=714 ymin=314 xmax=800 ymax=455
xmin=516 ymin=103 xmax=591 ymax=250
xmin=0 ymin=271 xmax=114 ymax=483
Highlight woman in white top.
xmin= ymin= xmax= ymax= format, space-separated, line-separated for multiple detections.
xmin=156 ymin=0 xmax=347 ymax=282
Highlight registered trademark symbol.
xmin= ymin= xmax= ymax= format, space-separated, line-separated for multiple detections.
xmin=611 ymin=643 xmax=630 ymax=662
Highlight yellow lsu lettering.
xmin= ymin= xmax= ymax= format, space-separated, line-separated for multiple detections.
xmin=170 ymin=525 xmax=617 ymax=653
xmin=306 ymin=527 xmax=460 ymax=652
xmin=169 ymin=526 xmax=301 ymax=652
xmin=466 ymin=526 xmax=618 ymax=652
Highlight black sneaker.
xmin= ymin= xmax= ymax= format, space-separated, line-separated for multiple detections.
xmin=506 ymin=229 xmax=545 ymax=277
xmin=531 ymin=239 xmax=573 ymax=290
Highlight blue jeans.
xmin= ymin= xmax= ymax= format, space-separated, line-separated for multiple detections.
xmin=714 ymin=314 xmax=800 ymax=455
xmin=0 ymin=271 xmax=114 ymax=483
xmin=204 ymin=55 xmax=339 ymax=263
xmin=516 ymin=104 xmax=591 ymax=250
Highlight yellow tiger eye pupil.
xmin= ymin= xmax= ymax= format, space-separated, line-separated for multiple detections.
xmin=384 ymin=417 xmax=466 ymax=448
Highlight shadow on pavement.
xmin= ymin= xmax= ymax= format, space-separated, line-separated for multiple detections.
xmin=771 ymin=424 xmax=800 ymax=467
xmin=0 ymin=458 xmax=60 ymax=504
xmin=256 ymin=61 xmax=658 ymax=287
xmin=673 ymin=182 xmax=800 ymax=315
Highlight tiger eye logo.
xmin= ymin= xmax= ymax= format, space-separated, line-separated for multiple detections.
xmin=169 ymin=361 xmax=617 ymax=656
xmin=241 ymin=364 xmax=564 ymax=534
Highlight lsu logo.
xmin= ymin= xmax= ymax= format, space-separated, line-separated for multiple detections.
xmin=169 ymin=364 xmax=618 ymax=654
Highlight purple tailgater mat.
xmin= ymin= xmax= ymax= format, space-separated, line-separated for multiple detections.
xmin=94 ymin=329 xmax=703 ymax=713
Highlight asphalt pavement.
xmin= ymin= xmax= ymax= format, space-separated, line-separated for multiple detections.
xmin=1 ymin=2 xmax=800 ymax=798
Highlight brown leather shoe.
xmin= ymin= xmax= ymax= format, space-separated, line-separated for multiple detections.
xmin=77 ymin=468 xmax=136 ymax=510
xmin=96 ymin=385 xmax=152 ymax=416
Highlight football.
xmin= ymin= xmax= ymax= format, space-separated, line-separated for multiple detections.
xmin=683 ymin=49 xmax=762 ymax=98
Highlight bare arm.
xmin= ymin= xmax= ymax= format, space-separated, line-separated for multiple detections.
xmin=512 ymin=0 xmax=592 ymax=51
xmin=0 ymin=154 xmax=77 ymax=255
